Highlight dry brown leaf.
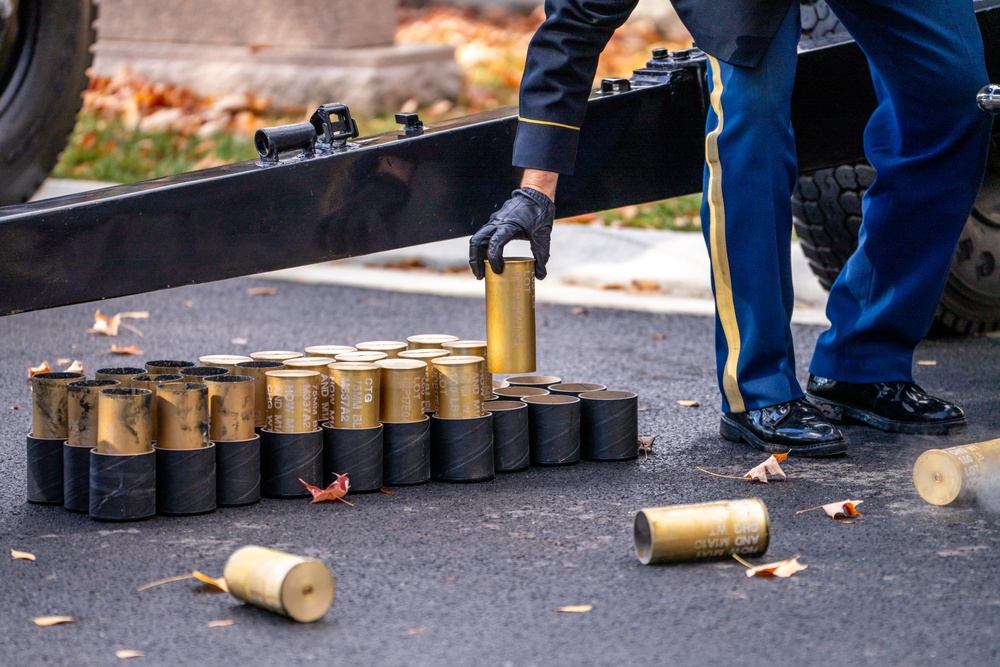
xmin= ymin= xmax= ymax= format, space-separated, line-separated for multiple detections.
xmin=300 ymin=474 xmax=353 ymax=505
xmin=110 ymin=344 xmax=143 ymax=356
xmin=62 ymin=360 xmax=84 ymax=374
xmin=246 ymin=287 xmax=278 ymax=296
xmin=569 ymin=307 xmax=589 ymax=316
xmin=89 ymin=309 xmax=122 ymax=336
xmin=651 ymin=333 xmax=667 ymax=341
xmin=557 ymin=605 xmax=593 ymax=613
xmin=56 ymin=358 xmax=71 ymax=365
xmin=28 ymin=361 xmax=51 ymax=378
xmin=192 ymin=571 xmax=229 ymax=593
xmin=638 ymin=435 xmax=656 ymax=463
xmin=676 ymin=399 xmax=700 ymax=408
xmin=11 ymin=549 xmax=36 ymax=561
xmin=637 ymin=406 xmax=650 ymax=412
xmin=379 ymin=488 xmax=397 ymax=495
xmin=181 ymin=299 xmax=194 ymax=308
xmin=796 ymin=499 xmax=864 ymax=523
xmin=916 ymin=360 xmax=937 ymax=366
xmin=734 ymin=554 xmax=807 ymax=578
xmin=10 ymin=405 xmax=20 ymax=410
xmin=631 ymin=279 xmax=661 ymax=293
xmin=118 ymin=312 xmax=149 ymax=320
xmin=115 ymin=650 xmax=145 ymax=659
xmin=744 ymin=454 xmax=788 ymax=483
xmin=230 ymin=337 xmax=249 ymax=345
xmin=207 ymin=620 xmax=234 ymax=628
xmin=135 ymin=573 xmax=196 ymax=592
xmin=33 ymin=616 xmax=77 ymax=627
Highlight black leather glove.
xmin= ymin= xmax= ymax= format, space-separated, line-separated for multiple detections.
xmin=469 ymin=187 xmax=555 ymax=280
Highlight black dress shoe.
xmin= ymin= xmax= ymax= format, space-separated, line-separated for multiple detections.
xmin=720 ymin=398 xmax=846 ymax=457
xmin=806 ymin=375 xmax=967 ymax=434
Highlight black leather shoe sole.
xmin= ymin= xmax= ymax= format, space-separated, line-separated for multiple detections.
xmin=719 ymin=415 xmax=847 ymax=458
xmin=806 ymin=395 xmax=968 ymax=435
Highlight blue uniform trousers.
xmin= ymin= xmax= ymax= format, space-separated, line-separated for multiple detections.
xmin=702 ymin=0 xmax=993 ymax=413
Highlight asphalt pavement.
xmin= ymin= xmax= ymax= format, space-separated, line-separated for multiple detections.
xmin=2 ymin=275 xmax=1000 ymax=667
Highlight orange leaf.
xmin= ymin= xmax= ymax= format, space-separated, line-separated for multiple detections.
xmin=89 ymin=309 xmax=122 ymax=336
xmin=735 ymin=554 xmax=808 ymax=578
xmin=110 ymin=344 xmax=144 ymax=356
xmin=62 ymin=360 xmax=84 ymax=374
xmin=744 ymin=454 xmax=787 ymax=483
xmin=796 ymin=499 xmax=864 ymax=522
xmin=300 ymin=474 xmax=352 ymax=505
xmin=246 ymin=287 xmax=278 ymax=296
xmin=192 ymin=570 xmax=228 ymax=593
xmin=28 ymin=361 xmax=51 ymax=378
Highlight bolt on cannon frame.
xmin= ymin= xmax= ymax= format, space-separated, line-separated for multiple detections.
xmin=0 ymin=1 xmax=998 ymax=317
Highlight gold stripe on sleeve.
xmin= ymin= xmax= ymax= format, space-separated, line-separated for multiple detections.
xmin=517 ymin=117 xmax=581 ymax=131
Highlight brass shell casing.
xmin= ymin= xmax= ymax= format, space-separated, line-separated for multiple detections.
xmin=265 ymin=370 xmax=320 ymax=433
xmin=494 ymin=379 xmax=510 ymax=391
xmin=198 ymin=355 xmax=254 ymax=373
xmin=334 ymin=351 xmax=388 ymax=364
xmin=493 ymin=386 xmax=549 ymax=400
xmin=97 ymin=387 xmax=154 ymax=455
xmin=634 ymin=498 xmax=770 ymax=565
xmin=179 ymin=366 xmax=230 ymax=384
xmin=913 ymin=438 xmax=1000 ymax=506
xmin=398 ymin=349 xmax=450 ymax=413
xmin=144 ymin=360 xmax=195 ymax=375
xmin=67 ymin=379 xmax=119 ymax=447
xmin=304 ymin=345 xmax=356 ymax=358
xmin=432 ymin=355 xmax=485 ymax=419
xmin=31 ymin=372 xmax=87 ymax=439
xmin=376 ymin=359 xmax=426 ymax=423
xmin=130 ymin=374 xmax=184 ymax=437
xmin=283 ymin=357 xmax=336 ymax=424
xmin=95 ymin=367 xmax=146 ymax=389
xmin=235 ymin=360 xmax=285 ymax=428
xmin=156 ymin=382 xmax=210 ymax=450
xmin=223 ymin=545 xmax=335 ymax=623
xmin=331 ymin=362 xmax=381 ymax=429
xmin=406 ymin=334 xmax=459 ymax=350
xmin=485 ymin=257 xmax=535 ymax=374
xmin=506 ymin=375 xmax=562 ymax=388
xmin=250 ymin=350 xmax=303 ymax=362
xmin=205 ymin=375 xmax=256 ymax=442
xmin=443 ymin=340 xmax=493 ymax=400
xmin=355 ymin=341 xmax=407 ymax=359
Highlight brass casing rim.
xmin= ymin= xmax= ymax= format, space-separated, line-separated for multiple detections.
xmin=198 ymin=355 xmax=253 ymax=366
xmin=550 ymin=383 xmax=607 ymax=394
xmin=378 ymin=414 xmax=430 ymax=426
xmin=506 ymin=375 xmax=562 ymax=386
xmin=376 ymin=359 xmax=427 ymax=370
xmin=431 ymin=355 xmax=485 ymax=367
xmin=579 ymin=390 xmax=636 ymax=400
xmin=334 ymin=351 xmax=389 ymax=363
xmin=493 ymin=386 xmax=549 ymax=398
xmin=521 ymin=394 xmax=579 ymax=405
xmin=250 ymin=350 xmax=304 ymax=361
xmin=481 ymin=400 xmax=526 ymax=411
xmin=304 ymin=345 xmax=356 ymax=356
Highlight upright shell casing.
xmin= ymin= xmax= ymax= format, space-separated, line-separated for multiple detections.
xmin=485 ymin=257 xmax=535 ymax=374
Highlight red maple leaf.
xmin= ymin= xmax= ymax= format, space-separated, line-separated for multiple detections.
xmin=299 ymin=474 xmax=352 ymax=505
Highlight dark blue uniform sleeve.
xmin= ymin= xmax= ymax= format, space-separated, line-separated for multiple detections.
xmin=512 ymin=0 xmax=638 ymax=176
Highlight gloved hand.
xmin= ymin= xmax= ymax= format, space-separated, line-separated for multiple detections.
xmin=469 ymin=187 xmax=555 ymax=280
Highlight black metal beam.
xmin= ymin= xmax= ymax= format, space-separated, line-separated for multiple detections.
xmin=0 ymin=0 xmax=998 ymax=316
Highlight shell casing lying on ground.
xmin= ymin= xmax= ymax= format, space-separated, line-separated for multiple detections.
xmin=250 ymin=350 xmax=303 ymax=362
xmin=334 ymin=351 xmax=389 ymax=364
xmin=485 ymin=258 xmax=535 ymax=374
xmin=304 ymin=345 xmax=356 ymax=358
xmin=432 ymin=356 xmax=485 ymax=419
xmin=67 ymin=379 xmax=119 ymax=447
xmin=355 ymin=340 xmax=407 ymax=358
xmin=235 ymin=360 xmax=285 ymax=428
xmin=31 ymin=372 xmax=87 ymax=439
xmin=156 ymin=382 xmax=210 ymax=450
xmin=205 ymin=375 xmax=256 ymax=442
xmin=97 ymin=387 xmax=154 ymax=455
xmin=331 ymin=362 xmax=381 ymax=429
xmin=507 ymin=375 xmax=562 ymax=389
xmin=406 ymin=334 xmax=459 ymax=350
xmin=130 ymin=374 xmax=184 ymax=437
xmin=442 ymin=340 xmax=493 ymax=400
xmin=144 ymin=360 xmax=195 ymax=375
xmin=399 ymin=349 xmax=450 ymax=413
xmin=913 ymin=438 xmax=1000 ymax=506
xmin=376 ymin=359 xmax=427 ymax=423
xmin=283 ymin=357 xmax=336 ymax=424
xmin=197 ymin=355 xmax=253 ymax=373
xmin=223 ymin=546 xmax=335 ymax=623
xmin=633 ymin=498 xmax=770 ymax=565
xmin=95 ymin=367 xmax=146 ymax=389
xmin=179 ymin=366 xmax=230 ymax=384
xmin=265 ymin=369 xmax=320 ymax=433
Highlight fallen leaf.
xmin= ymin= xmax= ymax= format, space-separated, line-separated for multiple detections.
xmin=110 ymin=344 xmax=143 ymax=356
xmin=56 ymin=358 xmax=71 ymax=365
xmin=115 ymin=650 xmax=145 ymax=659
xmin=676 ymin=399 xmax=699 ymax=408
xmin=637 ymin=406 xmax=650 ymax=412
xmin=569 ymin=307 xmax=589 ymax=315
xmin=29 ymin=361 xmax=51 ymax=378
xmin=733 ymin=554 xmax=807 ymax=578
xmin=379 ymin=488 xmax=397 ymax=495
xmin=182 ymin=299 xmax=194 ymax=308
xmin=118 ymin=312 xmax=149 ymax=320
xmin=916 ymin=360 xmax=937 ymax=366
xmin=62 ymin=360 xmax=84 ymax=374
xmin=631 ymin=279 xmax=661 ymax=293
xmin=207 ymin=620 xmax=234 ymax=628
xmin=230 ymin=337 xmax=248 ymax=345
xmin=135 ymin=573 xmax=196 ymax=592
xmin=744 ymin=454 xmax=788 ymax=483
xmin=246 ymin=287 xmax=278 ymax=296
xmin=10 ymin=405 xmax=20 ymax=410
xmin=300 ymin=474 xmax=353 ymax=505
xmin=89 ymin=309 xmax=122 ymax=336
xmin=404 ymin=626 xmax=428 ymax=636
xmin=651 ymin=333 xmax=667 ymax=341
xmin=33 ymin=616 xmax=77 ymax=627
xmin=192 ymin=571 xmax=228 ymax=593
xmin=557 ymin=605 xmax=593 ymax=613
xmin=796 ymin=499 xmax=864 ymax=523
xmin=638 ymin=435 xmax=656 ymax=463
xmin=11 ymin=549 xmax=36 ymax=561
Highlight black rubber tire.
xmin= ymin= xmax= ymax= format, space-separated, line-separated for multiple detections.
xmin=792 ymin=143 xmax=1000 ymax=335
xmin=799 ymin=0 xmax=848 ymax=46
xmin=0 ymin=0 xmax=96 ymax=206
